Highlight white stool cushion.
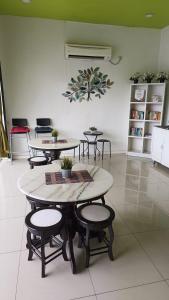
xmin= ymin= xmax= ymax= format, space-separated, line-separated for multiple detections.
xmin=30 ymin=209 xmax=62 ymax=227
xmin=81 ymin=205 xmax=110 ymax=222
xmin=30 ymin=157 xmax=46 ymax=162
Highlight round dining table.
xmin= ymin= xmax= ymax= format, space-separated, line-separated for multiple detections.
xmin=18 ymin=163 xmax=113 ymax=274
xmin=28 ymin=138 xmax=80 ymax=160
xmin=83 ymin=130 xmax=103 ymax=142
xmin=83 ymin=131 xmax=103 ymax=159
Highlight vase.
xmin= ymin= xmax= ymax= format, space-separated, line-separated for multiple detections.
xmin=134 ymin=79 xmax=138 ymax=84
xmin=52 ymin=136 xmax=57 ymax=143
xmin=159 ymin=79 xmax=165 ymax=83
xmin=61 ymin=169 xmax=72 ymax=178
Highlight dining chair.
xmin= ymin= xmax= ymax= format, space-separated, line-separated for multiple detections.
xmin=35 ymin=118 xmax=53 ymax=137
xmin=75 ymin=202 xmax=115 ymax=267
xmin=10 ymin=118 xmax=31 ymax=161
xmin=25 ymin=207 xmax=68 ymax=278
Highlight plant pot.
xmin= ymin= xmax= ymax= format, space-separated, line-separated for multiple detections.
xmin=146 ymin=79 xmax=152 ymax=83
xmin=52 ymin=136 xmax=57 ymax=143
xmin=159 ymin=79 xmax=165 ymax=83
xmin=61 ymin=169 xmax=72 ymax=178
xmin=134 ymin=79 xmax=138 ymax=84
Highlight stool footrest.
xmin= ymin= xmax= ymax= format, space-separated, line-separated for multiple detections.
xmin=90 ymin=250 xmax=109 ymax=256
xmin=45 ymin=250 xmax=63 ymax=265
xmin=90 ymin=245 xmax=109 ymax=252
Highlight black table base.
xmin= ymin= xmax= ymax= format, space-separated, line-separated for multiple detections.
xmin=25 ymin=195 xmax=106 ymax=274
xmin=43 ymin=150 xmax=61 ymax=161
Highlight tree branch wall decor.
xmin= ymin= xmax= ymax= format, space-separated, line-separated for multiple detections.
xmin=62 ymin=67 xmax=114 ymax=102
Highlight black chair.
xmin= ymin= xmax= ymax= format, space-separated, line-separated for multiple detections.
xmin=35 ymin=118 xmax=53 ymax=137
xmin=28 ymin=156 xmax=50 ymax=169
xmin=75 ymin=203 xmax=115 ymax=267
xmin=25 ymin=207 xmax=68 ymax=278
xmin=97 ymin=139 xmax=111 ymax=160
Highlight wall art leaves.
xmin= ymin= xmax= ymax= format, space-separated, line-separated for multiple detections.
xmin=62 ymin=67 xmax=114 ymax=102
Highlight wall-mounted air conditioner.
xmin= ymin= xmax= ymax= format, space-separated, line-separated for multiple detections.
xmin=65 ymin=43 xmax=112 ymax=61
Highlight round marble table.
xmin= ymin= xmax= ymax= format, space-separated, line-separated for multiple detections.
xmin=83 ymin=130 xmax=103 ymax=138
xmin=28 ymin=138 xmax=80 ymax=160
xmin=83 ymin=131 xmax=103 ymax=159
xmin=18 ymin=163 xmax=113 ymax=274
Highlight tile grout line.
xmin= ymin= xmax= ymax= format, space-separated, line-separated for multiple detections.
xmin=165 ymin=279 xmax=169 ymax=287
xmin=69 ymin=293 xmax=96 ymax=300
xmin=133 ymin=233 xmax=166 ymax=281
xmin=88 ymin=267 xmax=97 ymax=300
xmin=14 ymin=198 xmax=27 ymax=300
xmin=111 ymin=202 xmax=169 ymax=236
xmin=0 ymin=215 xmax=26 ymax=221
xmin=94 ymin=279 xmax=168 ymax=298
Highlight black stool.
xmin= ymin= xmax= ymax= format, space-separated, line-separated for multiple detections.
xmin=25 ymin=207 xmax=68 ymax=278
xmin=80 ymin=139 xmax=88 ymax=157
xmin=28 ymin=156 xmax=49 ymax=169
xmin=97 ymin=139 xmax=111 ymax=160
xmin=75 ymin=203 xmax=115 ymax=267
xmin=87 ymin=141 xmax=97 ymax=160
xmin=26 ymin=196 xmax=51 ymax=211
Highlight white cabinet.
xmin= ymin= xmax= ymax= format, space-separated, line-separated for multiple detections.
xmin=127 ymin=83 xmax=166 ymax=158
xmin=152 ymin=126 xmax=169 ymax=168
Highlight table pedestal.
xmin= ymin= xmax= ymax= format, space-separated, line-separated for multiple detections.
xmin=43 ymin=150 xmax=61 ymax=161
xmin=60 ymin=204 xmax=77 ymax=274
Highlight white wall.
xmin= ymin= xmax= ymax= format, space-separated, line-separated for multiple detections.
xmin=159 ymin=26 xmax=169 ymax=125
xmin=0 ymin=16 xmax=161 ymax=154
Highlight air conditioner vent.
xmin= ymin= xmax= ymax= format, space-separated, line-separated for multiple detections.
xmin=65 ymin=43 xmax=112 ymax=61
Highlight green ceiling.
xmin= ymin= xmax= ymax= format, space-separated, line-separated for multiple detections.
xmin=0 ymin=0 xmax=169 ymax=29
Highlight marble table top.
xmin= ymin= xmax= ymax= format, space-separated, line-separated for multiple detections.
xmin=83 ymin=131 xmax=103 ymax=136
xmin=17 ymin=163 xmax=113 ymax=204
xmin=28 ymin=138 xmax=80 ymax=151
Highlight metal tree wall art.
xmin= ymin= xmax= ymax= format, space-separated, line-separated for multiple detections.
xmin=62 ymin=67 xmax=114 ymax=102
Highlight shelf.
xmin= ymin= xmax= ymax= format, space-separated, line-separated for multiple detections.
xmin=146 ymin=102 xmax=163 ymax=104
xmin=129 ymin=120 xmax=161 ymax=123
xmin=130 ymin=102 xmax=145 ymax=104
xmin=145 ymin=120 xmax=160 ymax=122
xmin=128 ymin=136 xmax=143 ymax=139
xmin=128 ymin=83 xmax=166 ymax=158
xmin=129 ymin=119 xmax=144 ymax=122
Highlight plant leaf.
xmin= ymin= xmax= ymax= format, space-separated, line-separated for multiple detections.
xmin=94 ymin=67 xmax=100 ymax=73
xmin=71 ymin=77 xmax=76 ymax=83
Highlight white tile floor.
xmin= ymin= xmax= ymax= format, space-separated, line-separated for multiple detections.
xmin=1 ymin=154 xmax=169 ymax=300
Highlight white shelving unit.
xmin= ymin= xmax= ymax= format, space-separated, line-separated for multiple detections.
xmin=127 ymin=83 xmax=166 ymax=158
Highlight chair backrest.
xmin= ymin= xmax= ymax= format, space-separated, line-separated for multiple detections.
xmin=12 ymin=118 xmax=28 ymax=127
xmin=36 ymin=118 xmax=51 ymax=126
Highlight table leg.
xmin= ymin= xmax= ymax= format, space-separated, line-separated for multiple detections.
xmin=48 ymin=150 xmax=61 ymax=161
xmin=68 ymin=231 xmax=77 ymax=274
xmin=60 ymin=204 xmax=77 ymax=274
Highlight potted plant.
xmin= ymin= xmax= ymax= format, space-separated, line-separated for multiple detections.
xmin=142 ymin=72 xmax=155 ymax=83
xmin=51 ymin=129 xmax=58 ymax=143
xmin=129 ymin=72 xmax=141 ymax=84
xmin=89 ymin=126 xmax=97 ymax=132
xmin=155 ymin=72 xmax=168 ymax=83
xmin=61 ymin=157 xmax=73 ymax=178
